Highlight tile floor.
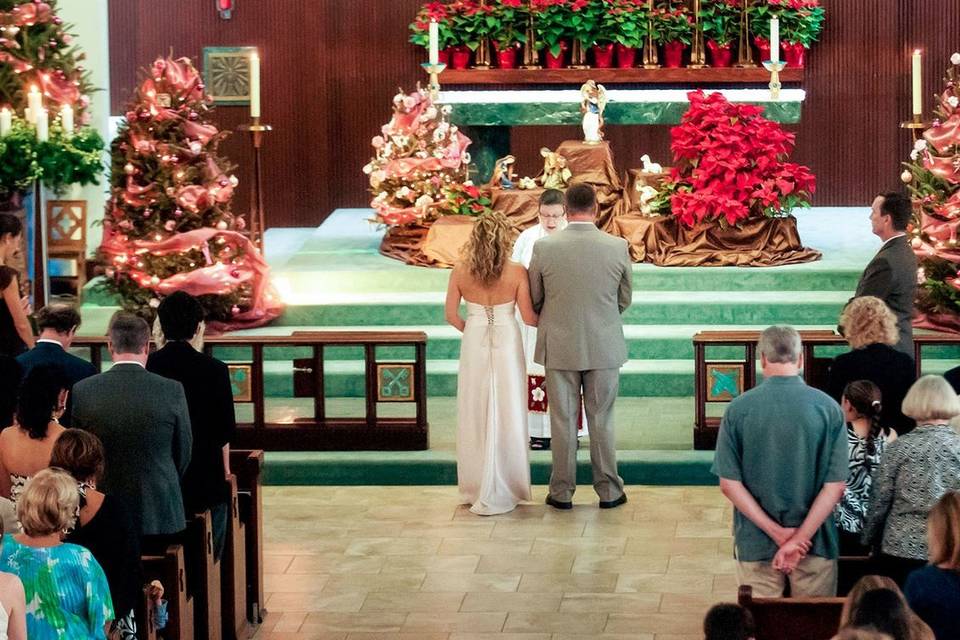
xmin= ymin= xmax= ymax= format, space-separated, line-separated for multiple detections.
xmin=253 ymin=485 xmax=736 ymax=640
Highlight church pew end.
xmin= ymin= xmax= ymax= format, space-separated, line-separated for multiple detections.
xmin=738 ymin=584 xmax=844 ymax=640
xmin=141 ymin=545 xmax=194 ymax=640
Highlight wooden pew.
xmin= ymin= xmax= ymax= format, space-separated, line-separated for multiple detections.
xmin=185 ymin=510 xmax=222 ymax=640
xmin=141 ymin=545 xmax=194 ymax=640
xmin=135 ymin=585 xmax=158 ymax=640
xmin=231 ymin=449 xmax=266 ymax=624
xmin=738 ymin=585 xmax=844 ymax=640
xmin=221 ymin=475 xmax=249 ymax=640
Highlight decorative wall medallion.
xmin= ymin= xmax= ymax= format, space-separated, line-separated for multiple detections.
xmin=203 ymin=46 xmax=257 ymax=105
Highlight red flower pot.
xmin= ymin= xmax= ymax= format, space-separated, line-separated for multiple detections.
xmin=662 ymin=41 xmax=686 ymax=68
xmin=438 ymin=48 xmax=451 ymax=65
xmin=544 ymin=41 xmax=569 ymax=69
xmin=706 ymin=40 xmax=734 ymax=67
xmin=449 ymin=45 xmax=472 ymax=70
xmin=753 ymin=37 xmax=770 ymax=63
xmin=493 ymin=42 xmax=519 ymax=69
xmin=592 ymin=42 xmax=615 ymax=68
xmin=615 ymin=44 xmax=637 ymax=68
xmin=784 ymin=42 xmax=807 ymax=68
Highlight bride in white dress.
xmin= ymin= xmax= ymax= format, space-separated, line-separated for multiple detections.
xmin=446 ymin=211 xmax=537 ymax=515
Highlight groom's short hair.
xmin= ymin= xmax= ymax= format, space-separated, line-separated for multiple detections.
xmin=565 ymin=183 xmax=596 ymax=215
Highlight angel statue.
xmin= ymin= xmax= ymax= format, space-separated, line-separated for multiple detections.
xmin=538 ymin=147 xmax=573 ymax=190
xmin=580 ymin=80 xmax=607 ymax=144
xmin=486 ymin=154 xmax=517 ymax=189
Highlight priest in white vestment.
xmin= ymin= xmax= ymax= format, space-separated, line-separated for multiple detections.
xmin=512 ymin=189 xmax=586 ymax=449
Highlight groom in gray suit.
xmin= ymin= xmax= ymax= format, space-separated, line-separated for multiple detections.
xmin=528 ymin=183 xmax=632 ymax=509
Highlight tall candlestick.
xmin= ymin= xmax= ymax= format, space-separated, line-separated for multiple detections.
xmin=27 ymin=85 xmax=42 ymax=124
xmin=60 ymin=104 xmax=73 ymax=136
xmin=35 ymin=108 xmax=48 ymax=142
xmin=912 ymin=49 xmax=923 ymax=117
xmin=770 ymin=17 xmax=780 ymax=64
xmin=429 ymin=20 xmax=439 ymax=65
xmin=249 ymin=51 xmax=261 ymax=119
xmin=0 ymin=108 xmax=10 ymax=137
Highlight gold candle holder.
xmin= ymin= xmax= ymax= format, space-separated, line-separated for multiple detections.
xmin=238 ymin=116 xmax=273 ymax=250
xmin=900 ymin=113 xmax=930 ymax=141
xmin=421 ymin=62 xmax=447 ymax=102
xmin=570 ymin=39 xmax=589 ymax=69
xmin=689 ymin=0 xmax=707 ymax=68
xmin=762 ymin=60 xmax=785 ymax=100
xmin=642 ymin=0 xmax=659 ymax=69
xmin=473 ymin=37 xmax=492 ymax=69
xmin=521 ymin=13 xmax=541 ymax=69
xmin=735 ymin=0 xmax=755 ymax=67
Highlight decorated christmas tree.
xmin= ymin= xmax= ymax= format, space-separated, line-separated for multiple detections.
xmin=97 ymin=56 xmax=282 ymax=330
xmin=903 ymin=53 xmax=960 ymax=331
xmin=363 ymin=86 xmax=487 ymax=228
xmin=0 ymin=0 xmax=103 ymax=202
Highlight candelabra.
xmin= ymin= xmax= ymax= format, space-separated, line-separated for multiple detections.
xmin=642 ymin=0 xmax=659 ymax=69
xmin=238 ymin=117 xmax=273 ymax=250
xmin=900 ymin=113 xmax=929 ymax=142
xmin=521 ymin=14 xmax=540 ymax=69
xmin=762 ymin=60 xmax=786 ymax=100
xmin=421 ymin=62 xmax=447 ymax=102
xmin=689 ymin=0 xmax=707 ymax=68
xmin=570 ymin=39 xmax=589 ymax=69
xmin=735 ymin=0 xmax=755 ymax=67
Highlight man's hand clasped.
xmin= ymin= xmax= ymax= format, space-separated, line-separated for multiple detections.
xmin=770 ymin=526 xmax=812 ymax=574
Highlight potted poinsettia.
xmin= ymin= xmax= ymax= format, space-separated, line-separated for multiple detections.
xmin=567 ymin=0 xmax=600 ymax=67
xmin=651 ymin=4 xmax=694 ymax=68
xmin=455 ymin=0 xmax=497 ymax=64
xmin=773 ymin=0 xmax=824 ymax=67
xmin=490 ymin=0 xmax=528 ymax=68
xmin=602 ymin=0 xmax=649 ymax=68
xmin=533 ymin=0 xmax=572 ymax=68
xmin=700 ymin=0 xmax=741 ymax=67
xmin=409 ymin=2 xmax=456 ymax=64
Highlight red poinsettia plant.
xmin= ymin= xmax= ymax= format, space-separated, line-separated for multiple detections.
xmin=664 ymin=90 xmax=816 ymax=228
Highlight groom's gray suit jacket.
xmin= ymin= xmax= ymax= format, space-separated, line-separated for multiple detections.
xmin=528 ymin=223 xmax=633 ymax=371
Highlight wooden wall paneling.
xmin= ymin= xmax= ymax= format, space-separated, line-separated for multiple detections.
xmin=108 ymin=0 xmax=960 ymax=225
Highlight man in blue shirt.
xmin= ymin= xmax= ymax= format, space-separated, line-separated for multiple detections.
xmin=712 ymin=325 xmax=848 ymax=596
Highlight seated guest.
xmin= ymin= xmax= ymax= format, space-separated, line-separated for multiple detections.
xmin=833 ymin=631 xmax=893 ymax=640
xmin=841 ymin=576 xmax=934 ymax=640
xmin=703 ymin=603 xmax=755 ymax=640
xmin=905 ymin=492 xmax=960 ymax=640
xmin=862 ymin=376 xmax=960 ymax=586
xmin=829 ymin=296 xmax=916 ymax=435
xmin=0 ymin=520 xmax=26 ymax=640
xmin=71 ymin=312 xmax=192 ymax=550
xmin=16 ymin=303 xmax=97 ymax=426
xmin=713 ymin=326 xmax=848 ymax=597
xmin=147 ymin=291 xmax=235 ymax=560
xmin=836 ymin=380 xmax=895 ymax=555
xmin=845 ymin=588 xmax=914 ymax=640
xmin=0 ymin=468 xmax=113 ymax=639
xmin=51 ymin=429 xmax=142 ymax=640
xmin=0 ymin=364 xmax=67 ymax=502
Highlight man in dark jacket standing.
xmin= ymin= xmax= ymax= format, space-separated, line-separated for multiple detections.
xmin=849 ymin=192 xmax=917 ymax=357
xmin=147 ymin=291 xmax=236 ymax=560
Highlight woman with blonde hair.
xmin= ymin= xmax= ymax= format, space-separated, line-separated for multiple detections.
xmin=0 ymin=468 xmax=113 ymax=639
xmin=905 ymin=491 xmax=960 ymax=639
xmin=446 ymin=210 xmax=536 ymax=515
xmin=862 ymin=376 xmax=960 ymax=585
xmin=840 ymin=575 xmax=933 ymax=640
xmin=829 ymin=296 xmax=916 ymax=435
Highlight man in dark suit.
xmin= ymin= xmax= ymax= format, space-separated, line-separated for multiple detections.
xmin=849 ymin=192 xmax=917 ymax=357
xmin=147 ymin=291 xmax=236 ymax=560
xmin=17 ymin=304 xmax=97 ymax=426
xmin=71 ymin=312 xmax=192 ymax=551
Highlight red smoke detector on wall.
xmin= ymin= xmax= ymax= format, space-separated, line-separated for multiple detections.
xmin=217 ymin=0 xmax=234 ymax=20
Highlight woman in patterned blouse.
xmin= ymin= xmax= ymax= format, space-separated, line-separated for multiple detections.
xmin=836 ymin=380 xmax=896 ymax=555
xmin=862 ymin=376 xmax=960 ymax=586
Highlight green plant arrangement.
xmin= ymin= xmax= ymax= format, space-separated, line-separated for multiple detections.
xmin=651 ymin=3 xmax=694 ymax=45
xmin=700 ymin=0 xmax=741 ymax=46
xmin=602 ymin=0 xmax=649 ymax=49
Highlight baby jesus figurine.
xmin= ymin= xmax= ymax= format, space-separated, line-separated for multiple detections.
xmin=580 ymin=80 xmax=607 ymax=144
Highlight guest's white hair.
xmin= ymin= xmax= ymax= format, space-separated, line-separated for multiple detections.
xmin=902 ymin=375 xmax=960 ymax=422
xmin=758 ymin=325 xmax=801 ymax=364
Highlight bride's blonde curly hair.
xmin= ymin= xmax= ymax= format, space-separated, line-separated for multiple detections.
xmin=462 ymin=211 xmax=518 ymax=285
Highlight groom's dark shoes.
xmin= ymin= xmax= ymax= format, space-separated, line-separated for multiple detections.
xmin=545 ymin=495 xmax=573 ymax=510
xmin=599 ymin=493 xmax=628 ymax=509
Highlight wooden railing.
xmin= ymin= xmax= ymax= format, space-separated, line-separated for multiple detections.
xmin=71 ymin=332 xmax=429 ymax=451
xmin=693 ymin=330 xmax=960 ymax=450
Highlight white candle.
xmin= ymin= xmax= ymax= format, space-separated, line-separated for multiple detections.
xmin=35 ymin=108 xmax=48 ymax=142
xmin=429 ymin=20 xmax=439 ymax=65
xmin=0 ymin=108 xmax=10 ymax=137
xmin=770 ymin=17 xmax=780 ymax=65
xmin=249 ymin=51 xmax=261 ymax=119
xmin=27 ymin=85 xmax=41 ymax=124
xmin=60 ymin=104 xmax=73 ymax=136
xmin=912 ymin=49 xmax=923 ymax=117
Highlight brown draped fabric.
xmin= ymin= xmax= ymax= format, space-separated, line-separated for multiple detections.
xmin=914 ymin=311 xmax=960 ymax=335
xmin=613 ymin=214 xmax=822 ymax=267
xmin=555 ymin=140 xmax=622 ymax=231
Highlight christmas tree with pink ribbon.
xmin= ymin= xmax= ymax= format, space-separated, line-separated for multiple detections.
xmin=97 ymin=56 xmax=282 ymax=330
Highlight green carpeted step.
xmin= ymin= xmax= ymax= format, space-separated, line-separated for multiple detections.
xmin=262 ymin=449 xmax=718 ymax=486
